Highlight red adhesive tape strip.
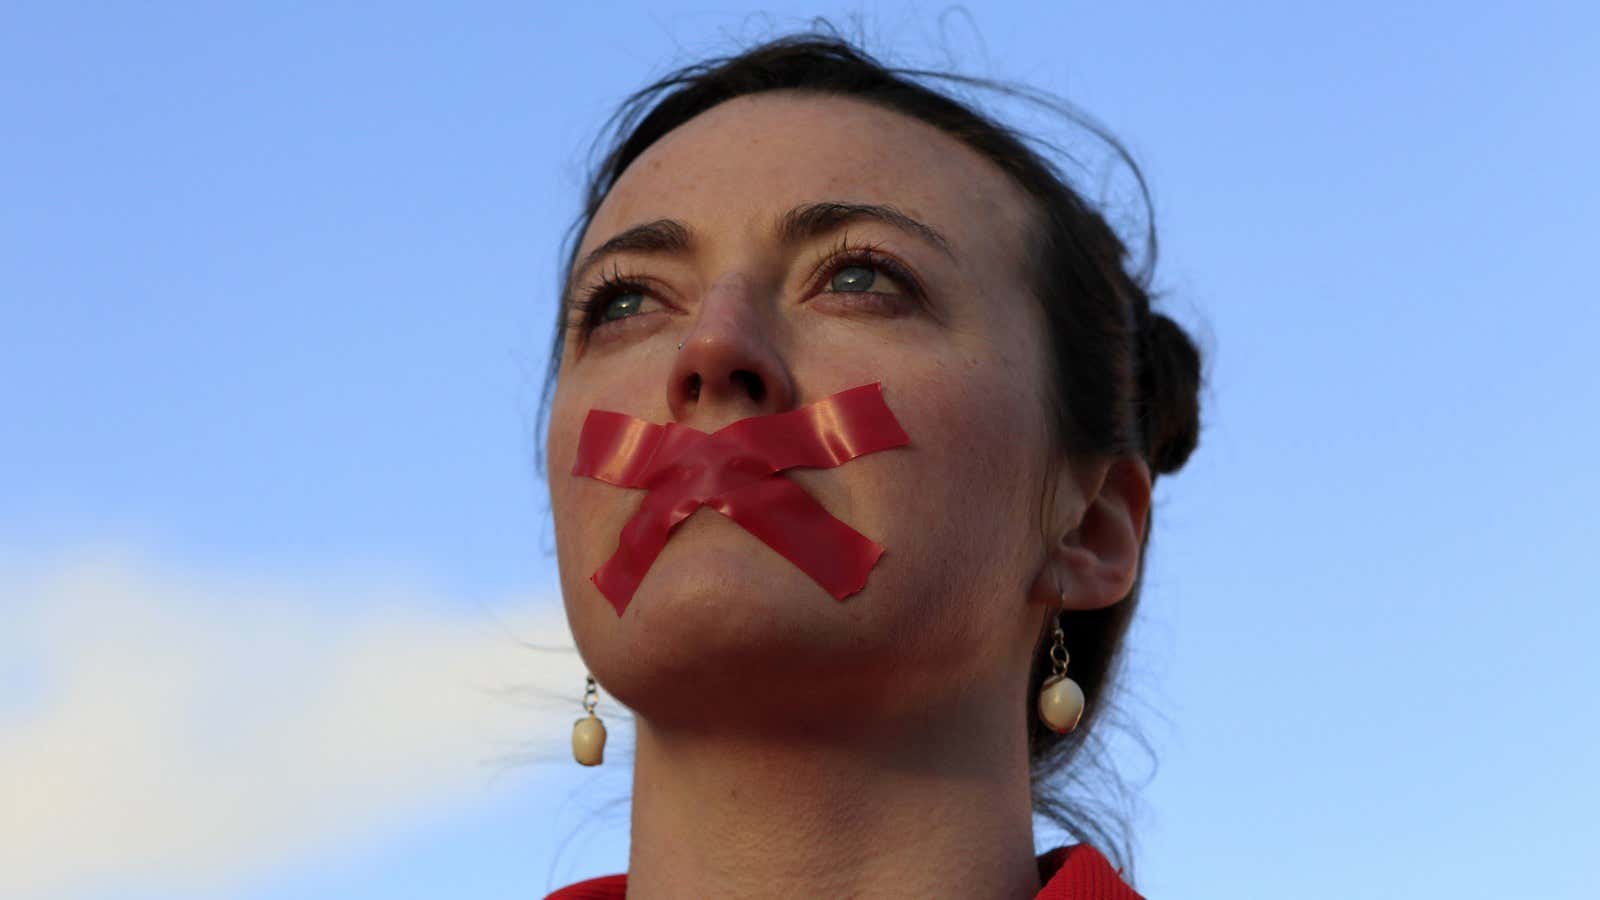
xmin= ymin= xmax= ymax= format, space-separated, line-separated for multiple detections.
xmin=571 ymin=382 xmax=911 ymax=616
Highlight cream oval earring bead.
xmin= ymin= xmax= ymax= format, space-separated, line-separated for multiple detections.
xmin=1037 ymin=609 xmax=1085 ymax=733
xmin=572 ymin=673 xmax=607 ymax=766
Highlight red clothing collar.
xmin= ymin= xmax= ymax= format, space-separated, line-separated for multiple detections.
xmin=544 ymin=844 xmax=1144 ymax=899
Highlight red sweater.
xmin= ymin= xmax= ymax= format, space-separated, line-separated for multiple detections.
xmin=544 ymin=844 xmax=1145 ymax=899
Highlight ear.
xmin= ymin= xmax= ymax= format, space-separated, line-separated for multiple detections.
xmin=1028 ymin=454 xmax=1153 ymax=612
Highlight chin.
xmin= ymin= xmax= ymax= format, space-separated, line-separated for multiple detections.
xmin=563 ymin=508 xmax=913 ymax=719
xmin=612 ymin=509 xmax=829 ymax=617
xmin=569 ymin=569 xmax=878 ymax=720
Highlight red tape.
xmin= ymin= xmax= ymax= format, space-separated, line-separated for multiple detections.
xmin=571 ymin=382 xmax=911 ymax=616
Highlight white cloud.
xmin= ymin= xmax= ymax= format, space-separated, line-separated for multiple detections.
xmin=0 ymin=543 xmax=587 ymax=900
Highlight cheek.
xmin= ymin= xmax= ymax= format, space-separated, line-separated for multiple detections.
xmin=544 ymin=337 xmax=1047 ymax=614
xmin=849 ymin=350 xmax=1050 ymax=594
xmin=545 ymin=390 xmax=585 ymax=527
xmin=915 ymin=363 xmax=1043 ymax=523
xmin=545 ymin=388 xmax=618 ymax=595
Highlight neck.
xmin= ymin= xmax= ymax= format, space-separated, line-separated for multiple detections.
xmin=624 ymin=686 xmax=1042 ymax=900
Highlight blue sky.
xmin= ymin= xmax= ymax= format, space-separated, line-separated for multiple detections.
xmin=3 ymin=2 xmax=1597 ymax=898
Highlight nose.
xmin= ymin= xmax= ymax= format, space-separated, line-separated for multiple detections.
xmin=667 ymin=273 xmax=797 ymax=426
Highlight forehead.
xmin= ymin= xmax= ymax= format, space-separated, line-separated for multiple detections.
xmin=582 ymin=91 xmax=1033 ymax=262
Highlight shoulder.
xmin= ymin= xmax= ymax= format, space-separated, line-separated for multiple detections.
xmin=542 ymin=846 xmax=1144 ymax=899
xmin=543 ymin=872 xmax=627 ymax=900
xmin=1035 ymin=844 xmax=1146 ymax=900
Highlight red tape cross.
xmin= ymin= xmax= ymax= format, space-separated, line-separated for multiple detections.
xmin=571 ymin=382 xmax=910 ymax=617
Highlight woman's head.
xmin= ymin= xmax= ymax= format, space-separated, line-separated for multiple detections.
xmin=539 ymin=31 xmax=1203 ymax=860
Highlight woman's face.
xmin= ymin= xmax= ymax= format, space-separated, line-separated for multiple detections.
xmin=548 ymin=92 xmax=1069 ymax=729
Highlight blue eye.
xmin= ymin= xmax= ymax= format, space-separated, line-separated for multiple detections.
xmin=830 ymin=265 xmax=876 ymax=292
xmin=602 ymin=291 xmax=646 ymax=321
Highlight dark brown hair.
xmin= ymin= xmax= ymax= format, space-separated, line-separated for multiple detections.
xmin=537 ymin=26 xmax=1205 ymax=876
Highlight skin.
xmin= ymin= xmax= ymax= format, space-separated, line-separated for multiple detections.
xmin=546 ymin=91 xmax=1152 ymax=900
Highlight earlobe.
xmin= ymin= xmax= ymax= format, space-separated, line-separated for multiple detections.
xmin=1040 ymin=455 xmax=1152 ymax=612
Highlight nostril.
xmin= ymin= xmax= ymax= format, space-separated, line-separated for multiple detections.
xmin=684 ymin=372 xmax=701 ymax=401
xmin=732 ymin=370 xmax=766 ymax=404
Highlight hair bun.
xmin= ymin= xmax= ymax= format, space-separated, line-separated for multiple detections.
xmin=1137 ymin=311 xmax=1203 ymax=476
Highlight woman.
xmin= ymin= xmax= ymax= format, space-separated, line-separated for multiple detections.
xmin=540 ymin=29 xmax=1203 ymax=900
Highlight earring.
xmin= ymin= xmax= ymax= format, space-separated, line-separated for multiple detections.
xmin=1037 ymin=610 xmax=1085 ymax=733
xmin=572 ymin=673 xmax=607 ymax=766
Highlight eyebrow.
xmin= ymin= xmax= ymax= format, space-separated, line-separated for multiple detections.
xmin=776 ymin=201 xmax=954 ymax=259
xmin=570 ymin=218 xmax=693 ymax=292
xmin=566 ymin=201 xmax=955 ymax=297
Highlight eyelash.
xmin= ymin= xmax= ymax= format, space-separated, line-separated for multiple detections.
xmin=562 ymin=265 xmax=654 ymax=339
xmin=562 ymin=236 xmax=924 ymax=339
